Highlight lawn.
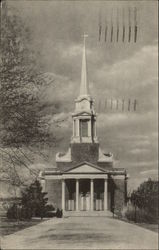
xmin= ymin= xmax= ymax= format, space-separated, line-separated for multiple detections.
xmin=136 ymin=222 xmax=158 ymax=233
xmin=117 ymin=217 xmax=158 ymax=233
xmin=0 ymin=216 xmax=47 ymax=236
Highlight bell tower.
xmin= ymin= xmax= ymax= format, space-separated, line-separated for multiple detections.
xmin=71 ymin=34 xmax=98 ymax=143
xmin=56 ymin=33 xmax=113 ymax=166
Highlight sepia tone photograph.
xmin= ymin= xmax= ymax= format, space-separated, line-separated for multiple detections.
xmin=0 ymin=0 xmax=158 ymax=249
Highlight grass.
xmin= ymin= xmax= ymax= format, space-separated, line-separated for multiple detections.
xmin=116 ymin=216 xmax=158 ymax=233
xmin=0 ymin=216 xmax=47 ymax=236
xmin=135 ymin=222 xmax=158 ymax=233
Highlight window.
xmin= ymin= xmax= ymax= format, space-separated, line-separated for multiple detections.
xmin=80 ymin=119 xmax=88 ymax=137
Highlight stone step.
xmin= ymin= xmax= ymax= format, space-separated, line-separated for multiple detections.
xmin=63 ymin=210 xmax=113 ymax=217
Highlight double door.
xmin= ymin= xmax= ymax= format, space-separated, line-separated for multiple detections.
xmin=80 ymin=192 xmax=90 ymax=211
xmin=79 ymin=193 xmax=103 ymax=211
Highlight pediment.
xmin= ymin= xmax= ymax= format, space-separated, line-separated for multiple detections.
xmin=78 ymin=97 xmax=89 ymax=102
xmin=80 ymin=111 xmax=91 ymax=115
xmin=65 ymin=162 xmax=105 ymax=173
xmin=73 ymin=111 xmax=91 ymax=116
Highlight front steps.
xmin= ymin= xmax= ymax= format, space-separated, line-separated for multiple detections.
xmin=63 ymin=210 xmax=113 ymax=217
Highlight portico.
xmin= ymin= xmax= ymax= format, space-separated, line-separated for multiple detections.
xmin=60 ymin=162 xmax=109 ymax=212
xmin=61 ymin=176 xmax=108 ymax=212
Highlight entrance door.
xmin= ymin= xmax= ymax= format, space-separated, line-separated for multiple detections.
xmin=80 ymin=193 xmax=85 ymax=210
xmin=79 ymin=179 xmax=90 ymax=211
xmin=80 ymin=192 xmax=90 ymax=210
xmin=86 ymin=192 xmax=90 ymax=210
xmin=95 ymin=199 xmax=102 ymax=210
xmin=68 ymin=200 xmax=75 ymax=211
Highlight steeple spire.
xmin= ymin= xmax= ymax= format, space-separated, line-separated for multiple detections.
xmin=80 ymin=33 xmax=89 ymax=97
xmin=72 ymin=33 xmax=98 ymax=143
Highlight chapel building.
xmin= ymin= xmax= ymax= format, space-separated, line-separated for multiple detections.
xmin=39 ymin=37 xmax=128 ymax=216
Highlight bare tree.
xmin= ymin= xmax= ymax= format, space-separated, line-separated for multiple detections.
xmin=0 ymin=3 xmax=61 ymax=198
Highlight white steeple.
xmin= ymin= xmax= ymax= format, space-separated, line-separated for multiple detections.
xmin=71 ymin=34 xmax=98 ymax=144
xmin=79 ymin=34 xmax=89 ymax=97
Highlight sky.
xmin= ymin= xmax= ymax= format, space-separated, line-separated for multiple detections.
xmin=8 ymin=0 xmax=158 ymax=190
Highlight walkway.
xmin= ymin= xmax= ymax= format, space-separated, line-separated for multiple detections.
xmin=1 ymin=216 xmax=158 ymax=249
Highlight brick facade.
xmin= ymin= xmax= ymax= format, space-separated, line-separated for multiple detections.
xmin=45 ymin=179 xmax=62 ymax=209
xmin=113 ymin=178 xmax=127 ymax=214
xmin=71 ymin=143 xmax=99 ymax=165
xmin=57 ymin=142 xmax=113 ymax=172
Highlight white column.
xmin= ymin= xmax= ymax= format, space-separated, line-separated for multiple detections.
xmin=104 ymin=178 xmax=108 ymax=210
xmin=94 ymin=121 xmax=97 ymax=137
xmin=62 ymin=179 xmax=65 ymax=211
xmin=76 ymin=179 xmax=79 ymax=211
xmin=77 ymin=119 xmax=80 ymax=136
xmin=90 ymin=179 xmax=94 ymax=211
xmin=88 ymin=120 xmax=91 ymax=137
xmin=73 ymin=119 xmax=75 ymax=136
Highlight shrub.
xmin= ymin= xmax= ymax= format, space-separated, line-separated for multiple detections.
xmin=45 ymin=211 xmax=56 ymax=218
xmin=45 ymin=204 xmax=55 ymax=212
xmin=7 ymin=203 xmax=33 ymax=220
xmin=123 ymin=205 xmax=158 ymax=224
xmin=21 ymin=180 xmax=48 ymax=219
xmin=56 ymin=208 xmax=63 ymax=218
xmin=6 ymin=180 xmax=50 ymax=220
xmin=6 ymin=181 xmax=64 ymax=220
xmin=7 ymin=203 xmax=18 ymax=220
xmin=43 ymin=204 xmax=56 ymax=218
xmin=130 ymin=179 xmax=158 ymax=219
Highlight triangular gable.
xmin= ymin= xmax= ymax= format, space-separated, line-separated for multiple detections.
xmin=64 ymin=162 xmax=105 ymax=173
xmin=73 ymin=111 xmax=91 ymax=116
xmin=76 ymin=96 xmax=91 ymax=102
